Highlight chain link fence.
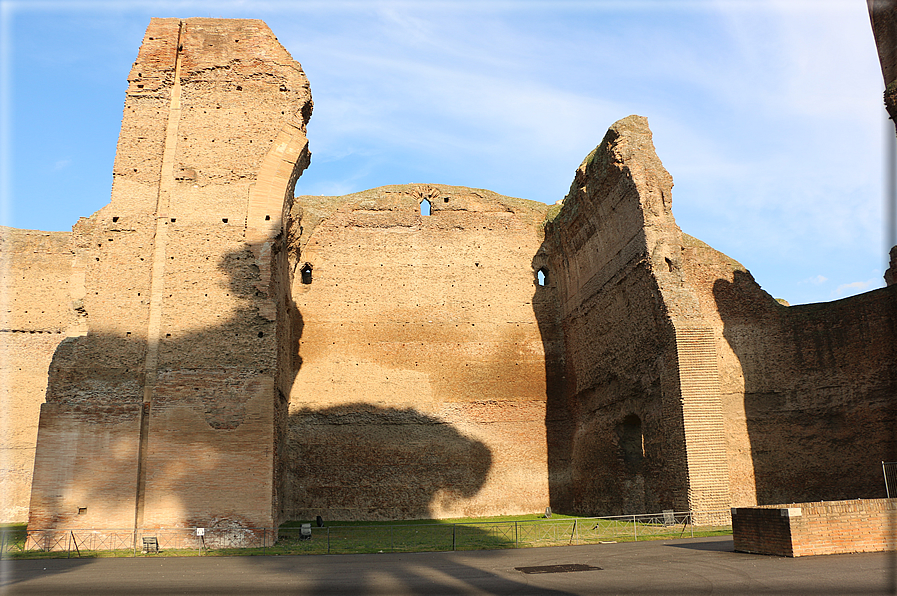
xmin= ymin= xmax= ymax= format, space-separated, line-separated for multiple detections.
xmin=1 ymin=510 xmax=731 ymax=558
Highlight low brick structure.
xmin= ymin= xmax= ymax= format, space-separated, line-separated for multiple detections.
xmin=732 ymin=499 xmax=897 ymax=556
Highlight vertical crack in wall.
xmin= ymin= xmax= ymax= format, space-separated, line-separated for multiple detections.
xmin=134 ymin=19 xmax=184 ymax=533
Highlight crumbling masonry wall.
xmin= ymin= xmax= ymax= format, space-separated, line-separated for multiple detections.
xmin=26 ymin=18 xmax=311 ymax=531
xmin=3 ymin=15 xmax=896 ymax=530
xmin=541 ymin=115 xmax=895 ymax=516
xmin=684 ymin=242 xmax=897 ymax=505
xmin=542 ymin=116 xmax=730 ymax=516
xmin=283 ymin=185 xmax=558 ymax=520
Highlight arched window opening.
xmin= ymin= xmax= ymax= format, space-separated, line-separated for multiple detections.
xmin=300 ymin=263 xmax=313 ymax=285
xmin=536 ymin=268 xmax=548 ymax=287
xmin=420 ymin=199 xmax=432 ymax=216
xmin=620 ymin=414 xmax=645 ymax=469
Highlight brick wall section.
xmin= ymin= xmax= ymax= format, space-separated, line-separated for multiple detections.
xmin=733 ymin=499 xmax=897 ymax=556
xmin=0 ymin=228 xmax=72 ymax=521
xmin=284 ymin=185 xmax=555 ymax=520
xmin=542 ymin=116 xmax=730 ymax=516
xmin=27 ymin=18 xmax=311 ymax=534
xmin=682 ymin=233 xmax=897 ymax=506
xmin=675 ymin=326 xmax=731 ymax=513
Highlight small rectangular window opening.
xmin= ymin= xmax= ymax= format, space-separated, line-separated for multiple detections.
xmin=78 ymin=507 xmax=87 ymax=515
xmin=300 ymin=264 xmax=313 ymax=285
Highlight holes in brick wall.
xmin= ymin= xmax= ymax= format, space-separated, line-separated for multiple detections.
xmin=300 ymin=263 xmax=313 ymax=285
xmin=170 ymin=218 xmax=176 ymax=223
xmin=443 ymin=197 xmax=449 ymax=203
xmin=78 ymin=507 xmax=87 ymax=515
xmin=258 ymin=332 xmax=264 ymax=338
xmin=665 ymin=257 xmax=674 ymax=273
xmin=236 ymin=85 xmax=242 ymax=91
xmin=222 ymin=218 xmax=228 ymax=224
xmin=420 ymin=199 xmax=431 ymax=216
xmin=112 ymin=217 xmax=119 ymax=222
xmin=265 ymin=215 xmax=271 ymax=221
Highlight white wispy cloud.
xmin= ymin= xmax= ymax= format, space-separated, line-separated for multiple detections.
xmin=800 ymin=275 xmax=828 ymax=285
xmin=832 ymin=276 xmax=883 ymax=299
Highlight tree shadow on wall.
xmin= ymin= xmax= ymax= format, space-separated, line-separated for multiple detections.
xmin=30 ymin=239 xmax=298 ymax=532
xmin=283 ymin=404 xmax=492 ymax=521
xmin=713 ymin=269 xmax=897 ymax=505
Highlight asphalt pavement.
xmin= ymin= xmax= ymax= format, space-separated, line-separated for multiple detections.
xmin=2 ymin=536 xmax=894 ymax=595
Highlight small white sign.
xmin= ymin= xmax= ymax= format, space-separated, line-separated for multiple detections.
xmin=196 ymin=528 xmax=205 ymax=536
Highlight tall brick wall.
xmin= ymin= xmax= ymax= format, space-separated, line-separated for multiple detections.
xmin=0 ymin=229 xmax=72 ymax=522
xmin=542 ymin=116 xmax=730 ymax=515
xmin=283 ymin=185 xmax=556 ymax=520
xmin=5 ymin=13 xmax=895 ymax=534
xmin=539 ymin=113 xmax=895 ymax=517
xmin=27 ymin=18 xmax=311 ymax=532
xmin=682 ymin=237 xmax=897 ymax=506
xmin=733 ymin=499 xmax=897 ymax=556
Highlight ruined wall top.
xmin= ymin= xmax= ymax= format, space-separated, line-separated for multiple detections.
xmin=868 ymin=0 xmax=897 ymax=88
xmin=107 ymin=17 xmax=312 ymax=238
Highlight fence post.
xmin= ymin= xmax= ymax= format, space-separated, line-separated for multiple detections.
xmin=515 ymin=521 xmax=518 ymax=548
xmin=327 ymin=527 xmax=330 ymax=554
xmin=452 ymin=524 xmax=456 ymax=551
xmin=633 ymin=515 xmax=637 ymax=541
xmin=884 ymin=461 xmax=891 ymax=498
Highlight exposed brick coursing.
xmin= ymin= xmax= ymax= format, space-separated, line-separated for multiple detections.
xmin=733 ymin=499 xmax=897 ymax=557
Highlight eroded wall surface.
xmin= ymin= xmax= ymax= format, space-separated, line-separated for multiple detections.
xmin=684 ymin=242 xmax=897 ymax=505
xmin=542 ymin=116 xmax=730 ymax=516
xmin=0 ymin=229 xmax=72 ymax=522
xmin=542 ymin=115 xmax=896 ymax=515
xmin=7 ymin=14 xmax=895 ymax=532
xmin=283 ymin=185 xmax=559 ymax=520
xmin=28 ymin=17 xmax=311 ymax=531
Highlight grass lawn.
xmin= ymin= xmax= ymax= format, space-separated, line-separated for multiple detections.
xmin=1 ymin=515 xmax=731 ymax=559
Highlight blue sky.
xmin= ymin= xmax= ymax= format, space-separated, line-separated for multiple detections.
xmin=0 ymin=0 xmax=891 ymax=305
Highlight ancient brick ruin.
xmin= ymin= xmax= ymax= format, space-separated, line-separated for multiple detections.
xmin=1 ymin=17 xmax=895 ymax=536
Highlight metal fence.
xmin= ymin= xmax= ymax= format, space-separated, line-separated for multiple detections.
xmin=882 ymin=461 xmax=897 ymax=497
xmin=0 ymin=510 xmax=732 ymax=558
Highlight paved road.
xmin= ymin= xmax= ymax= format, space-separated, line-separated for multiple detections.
xmin=2 ymin=536 xmax=895 ymax=595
